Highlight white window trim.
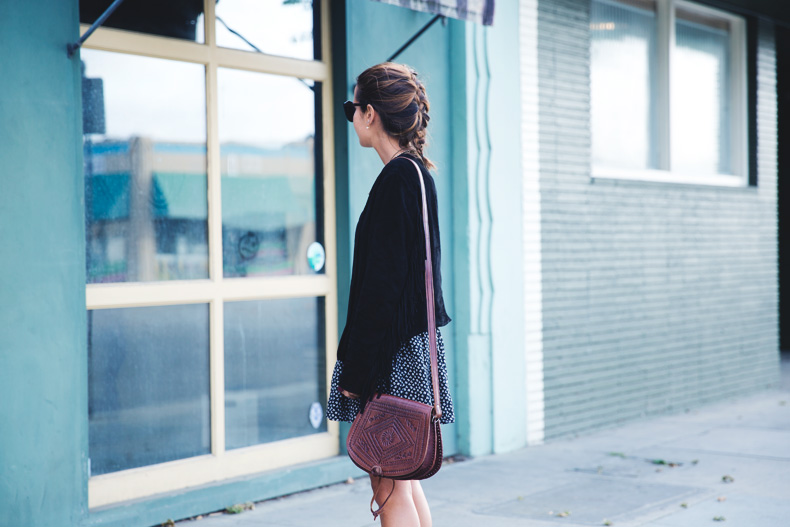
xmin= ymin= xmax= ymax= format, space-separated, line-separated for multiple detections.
xmin=591 ymin=0 xmax=749 ymax=187
xmin=82 ymin=0 xmax=339 ymax=509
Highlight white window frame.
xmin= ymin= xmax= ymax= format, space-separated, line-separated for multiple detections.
xmin=82 ymin=0 xmax=339 ymax=508
xmin=591 ymin=0 xmax=748 ymax=187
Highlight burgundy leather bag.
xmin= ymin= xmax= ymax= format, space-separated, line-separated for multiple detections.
xmin=345 ymin=158 xmax=444 ymax=519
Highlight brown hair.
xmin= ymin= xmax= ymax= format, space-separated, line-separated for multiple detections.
xmin=355 ymin=62 xmax=435 ymax=170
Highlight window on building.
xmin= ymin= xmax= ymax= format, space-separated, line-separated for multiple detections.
xmin=590 ymin=0 xmax=747 ymax=184
xmin=80 ymin=0 xmax=338 ymax=508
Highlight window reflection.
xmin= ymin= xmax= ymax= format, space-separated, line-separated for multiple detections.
xmin=214 ymin=0 xmax=317 ymax=60
xmin=224 ymin=297 xmax=326 ymax=449
xmin=82 ymin=50 xmax=209 ymax=283
xmin=218 ymin=69 xmax=321 ymax=277
xmin=88 ymin=304 xmax=211 ymax=475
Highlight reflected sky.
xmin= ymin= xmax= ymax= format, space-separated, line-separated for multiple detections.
xmin=82 ymin=51 xmax=206 ymax=143
xmin=218 ymin=68 xmax=315 ymax=146
xmin=198 ymin=0 xmax=314 ymax=59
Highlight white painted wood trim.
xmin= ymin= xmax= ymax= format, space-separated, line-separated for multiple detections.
xmin=86 ymin=276 xmax=333 ymax=308
xmin=88 ymin=432 xmax=338 ymax=508
xmin=657 ymin=0 xmax=672 ymax=171
xmin=592 ymin=166 xmax=749 ymax=187
xmin=520 ymin=0 xmax=545 ymax=446
xmin=79 ymin=26 xmax=329 ymax=81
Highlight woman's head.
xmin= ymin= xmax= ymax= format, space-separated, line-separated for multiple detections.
xmin=352 ymin=62 xmax=434 ymax=169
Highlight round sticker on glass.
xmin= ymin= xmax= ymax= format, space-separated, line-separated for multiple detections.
xmin=307 ymin=242 xmax=325 ymax=273
xmin=309 ymin=402 xmax=323 ymax=429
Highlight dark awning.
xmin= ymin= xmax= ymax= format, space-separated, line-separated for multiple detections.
xmin=372 ymin=0 xmax=495 ymax=26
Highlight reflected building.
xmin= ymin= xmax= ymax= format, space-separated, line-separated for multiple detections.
xmin=84 ymin=136 xmax=316 ymax=283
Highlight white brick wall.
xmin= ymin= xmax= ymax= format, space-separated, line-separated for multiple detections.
xmin=535 ymin=0 xmax=780 ymax=439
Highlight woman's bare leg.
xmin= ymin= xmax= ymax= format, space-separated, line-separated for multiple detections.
xmin=369 ymin=475 xmax=420 ymax=527
xmin=411 ymin=480 xmax=432 ymax=527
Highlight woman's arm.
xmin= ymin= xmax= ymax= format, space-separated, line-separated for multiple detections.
xmin=338 ymin=168 xmax=419 ymax=394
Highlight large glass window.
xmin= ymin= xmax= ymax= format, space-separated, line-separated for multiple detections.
xmin=591 ymin=0 xmax=659 ymax=170
xmin=672 ymin=7 xmax=732 ymax=175
xmin=82 ymin=50 xmax=208 ymax=283
xmin=218 ymin=70 xmax=321 ymax=277
xmin=82 ymin=0 xmax=336 ymax=509
xmin=224 ymin=297 xmax=326 ymax=449
xmin=590 ymin=0 xmax=746 ymax=182
xmin=214 ymin=0 xmax=317 ymax=60
xmin=88 ymin=304 xmax=210 ymax=475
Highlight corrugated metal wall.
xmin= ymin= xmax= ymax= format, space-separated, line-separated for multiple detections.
xmin=536 ymin=0 xmax=780 ymax=439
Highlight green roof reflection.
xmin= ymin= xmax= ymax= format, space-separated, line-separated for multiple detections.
xmin=89 ymin=173 xmax=129 ymax=221
xmin=152 ymin=173 xmax=208 ymax=219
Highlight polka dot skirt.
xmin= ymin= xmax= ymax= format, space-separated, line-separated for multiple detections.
xmin=327 ymin=329 xmax=455 ymax=425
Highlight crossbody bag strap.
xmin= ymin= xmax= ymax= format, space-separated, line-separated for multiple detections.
xmin=406 ymin=158 xmax=442 ymax=421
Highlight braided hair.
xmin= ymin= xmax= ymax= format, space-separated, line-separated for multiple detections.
xmin=355 ymin=62 xmax=435 ymax=170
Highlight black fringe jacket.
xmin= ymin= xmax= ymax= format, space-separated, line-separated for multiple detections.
xmin=337 ymin=154 xmax=451 ymax=406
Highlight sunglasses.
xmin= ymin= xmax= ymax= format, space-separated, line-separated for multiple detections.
xmin=343 ymin=100 xmax=364 ymax=123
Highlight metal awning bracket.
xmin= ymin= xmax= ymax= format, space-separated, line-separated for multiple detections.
xmin=387 ymin=14 xmax=446 ymax=63
xmin=67 ymin=0 xmax=128 ymax=58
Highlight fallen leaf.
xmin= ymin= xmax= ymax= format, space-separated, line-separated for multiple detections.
xmin=603 ymin=520 xmax=613 ymax=526
xmin=680 ymin=502 xmax=689 ymax=508
xmin=692 ymin=459 xmax=699 ymax=465
xmin=722 ymin=475 xmax=734 ymax=483
xmin=651 ymin=459 xmax=682 ymax=467
xmin=517 ymin=496 xmax=524 ymax=501
xmin=609 ymin=452 xmax=626 ymax=458
xmin=717 ymin=496 xmax=727 ymax=502
xmin=713 ymin=516 xmax=726 ymax=521
xmin=345 ymin=477 xmax=354 ymax=484
xmin=225 ymin=502 xmax=254 ymax=515
xmin=161 ymin=521 xmax=175 ymax=527
xmin=556 ymin=511 xmax=571 ymax=517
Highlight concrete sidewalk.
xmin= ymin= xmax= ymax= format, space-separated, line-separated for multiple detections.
xmin=180 ymin=359 xmax=790 ymax=527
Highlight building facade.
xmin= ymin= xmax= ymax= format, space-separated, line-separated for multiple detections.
xmin=0 ymin=0 xmax=783 ymax=525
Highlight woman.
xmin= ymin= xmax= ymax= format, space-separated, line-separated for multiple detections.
xmin=326 ymin=62 xmax=454 ymax=527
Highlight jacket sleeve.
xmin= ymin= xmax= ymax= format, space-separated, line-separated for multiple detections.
xmin=338 ymin=168 xmax=419 ymax=394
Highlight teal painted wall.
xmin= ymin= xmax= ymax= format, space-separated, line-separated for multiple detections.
xmin=484 ymin=0 xmax=528 ymax=454
xmin=344 ymin=0 xmax=459 ymax=455
xmin=449 ymin=2 xmax=528 ymax=455
xmin=0 ymin=1 xmax=88 ymax=526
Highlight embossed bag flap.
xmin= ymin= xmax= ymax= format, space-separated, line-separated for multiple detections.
xmin=347 ymin=394 xmax=434 ymax=478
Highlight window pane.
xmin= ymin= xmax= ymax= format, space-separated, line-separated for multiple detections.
xmin=672 ymin=8 xmax=731 ymax=175
xmin=224 ymin=297 xmax=326 ymax=449
xmin=82 ymin=50 xmax=208 ymax=283
xmin=591 ymin=0 xmax=659 ymax=170
xmin=215 ymin=0 xmax=317 ymax=60
xmin=218 ymin=69 xmax=322 ymax=277
xmin=79 ymin=0 xmax=205 ymax=43
xmin=88 ymin=304 xmax=210 ymax=475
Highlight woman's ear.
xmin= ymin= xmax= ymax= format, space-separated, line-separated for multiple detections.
xmin=365 ymin=104 xmax=376 ymax=127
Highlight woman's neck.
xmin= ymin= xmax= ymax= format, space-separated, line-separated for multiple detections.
xmin=372 ymin=134 xmax=405 ymax=165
